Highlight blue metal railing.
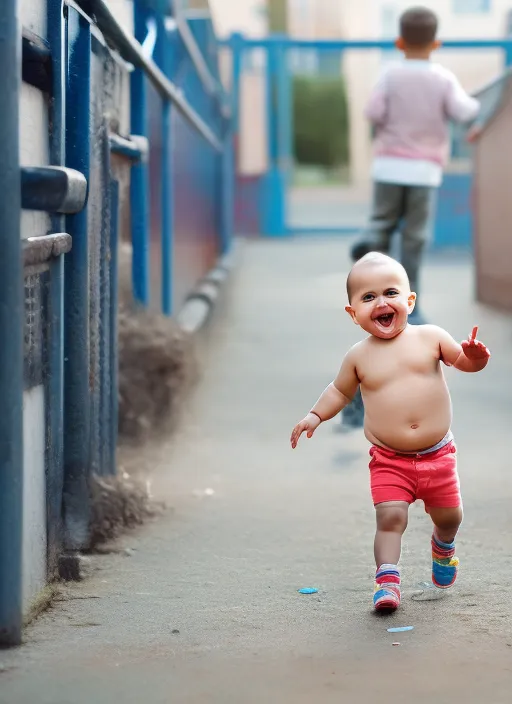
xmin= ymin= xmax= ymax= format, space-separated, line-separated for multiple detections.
xmin=0 ymin=0 xmax=24 ymax=648
xmin=80 ymin=0 xmax=223 ymax=149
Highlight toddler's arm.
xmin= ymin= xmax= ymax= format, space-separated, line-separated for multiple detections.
xmin=290 ymin=347 xmax=360 ymax=448
xmin=435 ymin=325 xmax=490 ymax=373
xmin=444 ymin=73 xmax=480 ymax=124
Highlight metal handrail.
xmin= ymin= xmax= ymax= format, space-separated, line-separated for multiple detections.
xmin=177 ymin=9 xmax=231 ymax=118
xmin=222 ymin=35 xmax=512 ymax=52
xmin=74 ymin=0 xmax=223 ymax=151
xmin=172 ymin=5 xmax=217 ymax=96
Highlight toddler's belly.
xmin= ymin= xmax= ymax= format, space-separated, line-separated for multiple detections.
xmin=362 ymin=383 xmax=452 ymax=453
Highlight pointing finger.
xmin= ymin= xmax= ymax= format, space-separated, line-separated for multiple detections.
xmin=470 ymin=326 xmax=478 ymax=342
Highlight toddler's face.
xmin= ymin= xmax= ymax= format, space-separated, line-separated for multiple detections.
xmin=345 ymin=265 xmax=416 ymax=339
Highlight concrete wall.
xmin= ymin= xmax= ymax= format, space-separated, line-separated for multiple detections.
xmin=210 ymin=0 xmax=267 ymax=39
xmin=22 ymin=387 xmax=47 ymax=611
xmin=211 ymin=0 xmax=268 ymax=176
xmin=473 ymin=76 xmax=512 ymax=312
xmin=19 ymin=0 xmax=51 ymax=615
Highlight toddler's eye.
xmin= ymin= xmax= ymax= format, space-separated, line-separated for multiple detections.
xmin=385 ymin=289 xmax=399 ymax=297
xmin=362 ymin=294 xmax=375 ymax=302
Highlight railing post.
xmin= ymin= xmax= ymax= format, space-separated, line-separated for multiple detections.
xmin=63 ymin=7 xmax=91 ymax=551
xmin=276 ymin=40 xmax=291 ymax=233
xmin=505 ymin=12 xmax=512 ymax=66
xmin=0 ymin=0 xmax=24 ymax=647
xmin=44 ymin=0 xmax=66 ymax=575
xmin=157 ymin=16 xmax=175 ymax=315
xmin=108 ymin=180 xmax=119 ymax=475
xmin=219 ymin=35 xmax=241 ymax=254
xmin=131 ymin=1 xmax=150 ymax=306
xmin=262 ymin=37 xmax=286 ymax=237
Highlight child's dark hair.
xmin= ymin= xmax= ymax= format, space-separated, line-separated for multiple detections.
xmin=400 ymin=6 xmax=438 ymax=47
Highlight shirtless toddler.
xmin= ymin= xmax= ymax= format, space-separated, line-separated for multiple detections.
xmin=290 ymin=252 xmax=490 ymax=611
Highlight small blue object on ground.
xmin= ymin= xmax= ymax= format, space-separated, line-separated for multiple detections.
xmin=387 ymin=626 xmax=414 ymax=633
xmin=298 ymin=588 xmax=318 ymax=594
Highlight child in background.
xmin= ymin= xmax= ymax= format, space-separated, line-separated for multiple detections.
xmin=351 ymin=5 xmax=480 ymax=321
xmin=291 ymin=253 xmax=490 ymax=612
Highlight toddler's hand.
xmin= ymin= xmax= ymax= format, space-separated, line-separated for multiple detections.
xmin=461 ymin=326 xmax=490 ymax=361
xmin=290 ymin=413 xmax=321 ymax=449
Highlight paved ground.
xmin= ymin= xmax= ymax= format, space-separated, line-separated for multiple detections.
xmin=289 ymin=185 xmax=370 ymax=229
xmin=2 ymin=238 xmax=512 ymax=703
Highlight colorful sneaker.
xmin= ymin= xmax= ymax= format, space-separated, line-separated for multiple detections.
xmin=432 ymin=535 xmax=459 ymax=589
xmin=374 ymin=564 xmax=401 ymax=611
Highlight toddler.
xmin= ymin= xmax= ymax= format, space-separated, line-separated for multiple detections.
xmin=291 ymin=252 xmax=490 ymax=611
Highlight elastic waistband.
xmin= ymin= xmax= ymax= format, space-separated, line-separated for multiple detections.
xmin=373 ymin=431 xmax=454 ymax=458
xmin=417 ymin=430 xmax=454 ymax=456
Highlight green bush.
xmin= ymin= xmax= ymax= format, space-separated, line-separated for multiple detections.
xmin=293 ymin=75 xmax=350 ymax=169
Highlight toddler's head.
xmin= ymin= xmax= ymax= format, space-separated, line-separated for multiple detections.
xmin=396 ymin=6 xmax=440 ymax=59
xmin=345 ymin=253 xmax=416 ymax=340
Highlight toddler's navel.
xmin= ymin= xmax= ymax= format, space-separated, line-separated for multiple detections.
xmin=411 ymin=424 xmax=419 ymax=430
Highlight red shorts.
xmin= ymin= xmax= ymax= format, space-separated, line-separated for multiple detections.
xmin=369 ymin=441 xmax=461 ymax=508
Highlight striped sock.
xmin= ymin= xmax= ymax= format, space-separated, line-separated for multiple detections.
xmin=432 ymin=534 xmax=459 ymax=589
xmin=374 ymin=564 xmax=401 ymax=611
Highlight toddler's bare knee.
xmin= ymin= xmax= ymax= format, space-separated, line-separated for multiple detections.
xmin=429 ymin=506 xmax=463 ymax=534
xmin=376 ymin=505 xmax=408 ymax=533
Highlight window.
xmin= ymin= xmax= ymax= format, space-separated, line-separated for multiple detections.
xmin=452 ymin=0 xmax=491 ymax=13
xmin=380 ymin=5 xmax=400 ymax=65
xmin=381 ymin=5 xmax=398 ymax=38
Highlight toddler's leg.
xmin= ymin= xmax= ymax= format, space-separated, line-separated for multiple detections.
xmin=428 ymin=506 xmax=463 ymax=589
xmin=373 ymin=502 xmax=408 ymax=611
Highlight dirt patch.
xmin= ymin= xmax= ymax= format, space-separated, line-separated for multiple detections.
xmin=117 ymin=243 xmax=198 ymax=445
xmin=88 ymin=474 xmax=165 ymax=550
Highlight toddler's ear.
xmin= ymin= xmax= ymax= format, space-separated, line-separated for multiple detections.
xmin=395 ymin=37 xmax=405 ymax=51
xmin=408 ymin=292 xmax=417 ymax=312
xmin=345 ymin=305 xmax=359 ymax=325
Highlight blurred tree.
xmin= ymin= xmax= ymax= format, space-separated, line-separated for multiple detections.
xmin=268 ymin=0 xmax=288 ymax=33
xmin=293 ymin=75 xmax=350 ymax=168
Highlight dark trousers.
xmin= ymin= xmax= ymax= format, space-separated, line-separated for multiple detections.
xmin=352 ymin=181 xmax=436 ymax=295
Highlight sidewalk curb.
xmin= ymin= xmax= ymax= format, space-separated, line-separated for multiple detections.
xmin=177 ymin=251 xmax=235 ymax=334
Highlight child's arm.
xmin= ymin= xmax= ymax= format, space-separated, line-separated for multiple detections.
xmin=291 ymin=348 xmax=360 ymax=448
xmin=436 ymin=325 xmax=490 ymax=373
xmin=365 ymin=69 xmax=388 ymax=126
xmin=444 ymin=73 xmax=480 ymax=124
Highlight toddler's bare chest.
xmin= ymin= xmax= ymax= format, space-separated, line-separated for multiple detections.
xmin=357 ymin=346 xmax=440 ymax=390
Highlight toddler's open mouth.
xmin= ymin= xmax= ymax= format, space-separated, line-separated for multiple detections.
xmin=375 ymin=313 xmax=395 ymax=328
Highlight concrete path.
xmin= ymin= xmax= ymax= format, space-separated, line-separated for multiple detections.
xmin=2 ymin=238 xmax=512 ymax=704
xmin=289 ymin=185 xmax=370 ymax=229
